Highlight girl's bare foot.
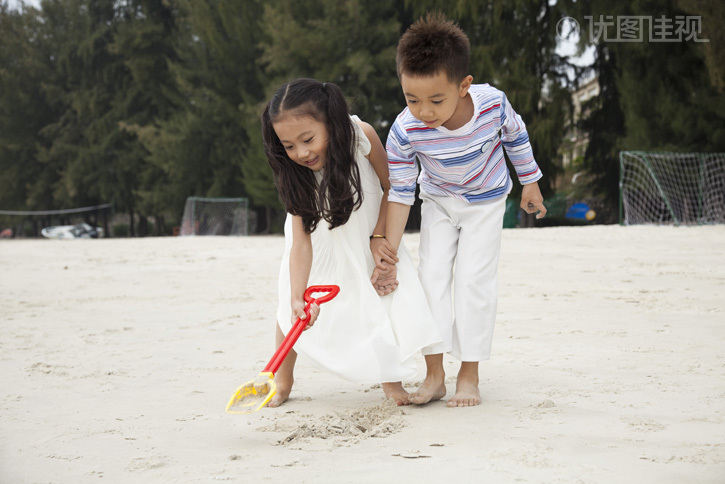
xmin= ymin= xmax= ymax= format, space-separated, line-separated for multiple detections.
xmin=446 ymin=362 xmax=480 ymax=407
xmin=410 ymin=354 xmax=446 ymax=405
xmin=382 ymin=382 xmax=410 ymax=405
xmin=267 ymin=323 xmax=297 ymax=408
xmin=409 ymin=374 xmax=446 ymax=404
xmin=267 ymin=377 xmax=292 ymax=408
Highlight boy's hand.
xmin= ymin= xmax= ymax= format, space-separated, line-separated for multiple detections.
xmin=370 ymin=237 xmax=399 ymax=270
xmin=521 ymin=182 xmax=547 ymax=219
xmin=370 ymin=262 xmax=399 ymax=296
xmin=291 ymin=300 xmax=320 ymax=331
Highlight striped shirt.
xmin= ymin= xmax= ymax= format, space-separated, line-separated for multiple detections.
xmin=386 ymin=84 xmax=542 ymax=205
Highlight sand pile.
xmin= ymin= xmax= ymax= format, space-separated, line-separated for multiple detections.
xmin=259 ymin=398 xmax=406 ymax=445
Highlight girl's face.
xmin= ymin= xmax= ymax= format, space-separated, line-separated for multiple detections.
xmin=273 ymin=114 xmax=329 ymax=171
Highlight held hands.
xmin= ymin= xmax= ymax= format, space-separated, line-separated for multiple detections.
xmin=521 ymin=182 xmax=547 ymax=219
xmin=370 ymin=237 xmax=399 ymax=269
xmin=291 ymin=299 xmax=320 ymax=331
xmin=370 ymin=261 xmax=399 ymax=296
xmin=370 ymin=237 xmax=399 ymax=296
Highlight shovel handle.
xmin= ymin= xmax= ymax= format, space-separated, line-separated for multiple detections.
xmin=263 ymin=285 xmax=340 ymax=374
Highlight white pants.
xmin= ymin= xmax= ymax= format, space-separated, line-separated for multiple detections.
xmin=418 ymin=192 xmax=507 ymax=361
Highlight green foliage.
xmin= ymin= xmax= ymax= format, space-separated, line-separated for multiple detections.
xmin=6 ymin=0 xmax=718 ymax=233
xmin=0 ymin=3 xmax=59 ymax=211
xmin=571 ymin=0 xmax=725 ymax=204
xmin=260 ymin=0 xmax=405 ymax=134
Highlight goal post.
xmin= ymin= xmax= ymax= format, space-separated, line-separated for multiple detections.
xmin=180 ymin=197 xmax=250 ymax=236
xmin=619 ymin=151 xmax=725 ymax=226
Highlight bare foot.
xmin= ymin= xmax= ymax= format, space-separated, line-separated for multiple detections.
xmin=382 ymin=382 xmax=410 ymax=406
xmin=446 ymin=370 xmax=480 ymax=407
xmin=409 ymin=374 xmax=446 ymax=405
xmin=267 ymin=378 xmax=292 ymax=408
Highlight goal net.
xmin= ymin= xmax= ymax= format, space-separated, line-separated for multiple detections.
xmin=619 ymin=151 xmax=725 ymax=225
xmin=180 ymin=197 xmax=249 ymax=236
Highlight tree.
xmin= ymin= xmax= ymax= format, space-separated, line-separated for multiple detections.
xmin=259 ymin=0 xmax=405 ymax=135
xmin=111 ymin=0 xmax=181 ymax=235
xmin=135 ymin=0 xmax=274 ymax=231
xmin=572 ymin=0 xmax=725 ymax=205
xmin=0 ymin=3 xmax=56 ymax=215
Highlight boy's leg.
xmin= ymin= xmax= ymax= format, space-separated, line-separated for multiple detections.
xmin=267 ymin=322 xmax=296 ymax=408
xmin=448 ymin=195 xmax=507 ymax=407
xmin=411 ymin=193 xmax=458 ymax=404
xmin=448 ymin=361 xmax=480 ymax=407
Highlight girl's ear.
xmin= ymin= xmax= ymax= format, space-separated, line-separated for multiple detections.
xmin=459 ymin=75 xmax=474 ymax=97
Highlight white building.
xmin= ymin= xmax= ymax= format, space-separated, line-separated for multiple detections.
xmin=561 ymin=75 xmax=600 ymax=167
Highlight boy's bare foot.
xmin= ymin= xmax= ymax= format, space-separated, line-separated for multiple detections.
xmin=447 ymin=362 xmax=480 ymax=407
xmin=267 ymin=378 xmax=292 ymax=408
xmin=446 ymin=380 xmax=480 ymax=407
xmin=409 ymin=374 xmax=446 ymax=404
xmin=382 ymin=382 xmax=410 ymax=405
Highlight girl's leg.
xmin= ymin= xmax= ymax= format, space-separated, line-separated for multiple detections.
xmin=409 ymin=353 xmax=447 ymax=405
xmin=267 ymin=322 xmax=297 ymax=408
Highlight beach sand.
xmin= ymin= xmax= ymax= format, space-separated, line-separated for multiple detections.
xmin=1 ymin=225 xmax=724 ymax=483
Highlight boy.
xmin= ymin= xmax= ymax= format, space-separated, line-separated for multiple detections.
xmin=376 ymin=12 xmax=547 ymax=407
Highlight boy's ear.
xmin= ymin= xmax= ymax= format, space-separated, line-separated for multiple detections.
xmin=459 ymin=75 xmax=474 ymax=97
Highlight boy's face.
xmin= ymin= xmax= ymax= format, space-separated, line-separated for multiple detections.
xmin=273 ymin=114 xmax=329 ymax=171
xmin=400 ymin=71 xmax=473 ymax=130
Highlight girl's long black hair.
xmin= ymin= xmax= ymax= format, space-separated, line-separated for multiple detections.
xmin=262 ymin=78 xmax=363 ymax=234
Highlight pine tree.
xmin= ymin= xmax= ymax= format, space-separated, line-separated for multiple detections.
xmin=0 ymin=3 xmax=57 ymax=214
xmin=259 ymin=0 xmax=404 ymax=135
xmin=136 ymin=0 xmax=274 ymax=230
xmin=573 ymin=0 xmax=725 ymax=206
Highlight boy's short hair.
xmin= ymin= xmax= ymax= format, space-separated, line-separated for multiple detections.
xmin=396 ymin=11 xmax=470 ymax=83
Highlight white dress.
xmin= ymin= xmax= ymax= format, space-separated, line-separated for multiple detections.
xmin=276 ymin=116 xmax=442 ymax=384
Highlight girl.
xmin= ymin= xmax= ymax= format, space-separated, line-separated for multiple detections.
xmin=261 ymin=78 xmax=441 ymax=407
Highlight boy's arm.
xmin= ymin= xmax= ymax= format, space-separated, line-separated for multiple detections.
xmin=357 ymin=120 xmax=399 ymax=268
xmin=370 ymin=201 xmax=409 ymax=295
xmin=384 ymin=202 xmax=410 ymax=252
xmin=499 ymin=92 xmax=546 ymax=218
xmin=386 ymin=119 xmax=419 ymax=207
xmin=384 ymin=117 xmax=417 ymax=250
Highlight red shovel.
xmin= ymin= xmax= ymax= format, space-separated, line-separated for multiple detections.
xmin=225 ymin=284 xmax=340 ymax=414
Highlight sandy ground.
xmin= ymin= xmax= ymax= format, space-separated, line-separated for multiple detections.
xmin=1 ymin=225 xmax=724 ymax=483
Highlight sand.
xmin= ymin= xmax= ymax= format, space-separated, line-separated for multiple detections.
xmin=1 ymin=225 xmax=724 ymax=483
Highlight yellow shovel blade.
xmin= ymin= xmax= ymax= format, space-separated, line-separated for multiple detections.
xmin=225 ymin=372 xmax=276 ymax=414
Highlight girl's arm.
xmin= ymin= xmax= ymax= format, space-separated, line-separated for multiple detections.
xmin=356 ymin=120 xmax=399 ymax=269
xmin=289 ymin=215 xmax=318 ymax=327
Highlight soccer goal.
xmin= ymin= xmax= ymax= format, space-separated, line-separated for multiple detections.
xmin=180 ymin=197 xmax=249 ymax=236
xmin=619 ymin=151 xmax=725 ymax=225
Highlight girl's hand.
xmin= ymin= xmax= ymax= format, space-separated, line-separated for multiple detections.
xmin=291 ymin=300 xmax=320 ymax=331
xmin=370 ymin=262 xmax=399 ymax=296
xmin=370 ymin=237 xmax=399 ymax=270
